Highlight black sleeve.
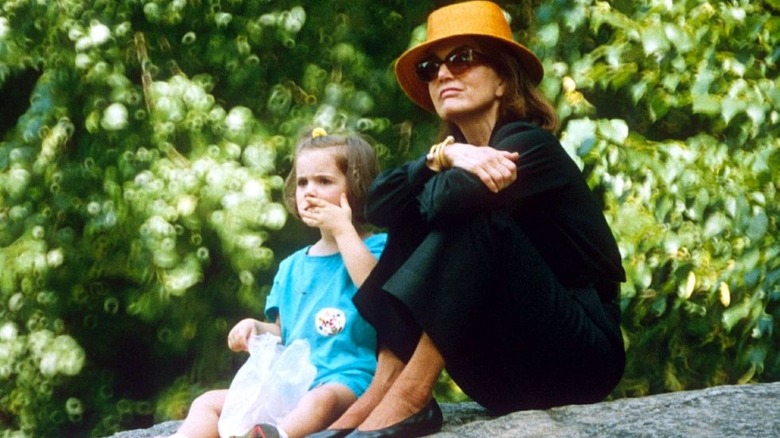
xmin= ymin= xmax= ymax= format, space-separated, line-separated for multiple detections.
xmin=364 ymin=155 xmax=437 ymax=228
xmin=418 ymin=123 xmax=571 ymax=226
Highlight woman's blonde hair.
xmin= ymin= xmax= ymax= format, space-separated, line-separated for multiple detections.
xmin=283 ymin=131 xmax=379 ymax=226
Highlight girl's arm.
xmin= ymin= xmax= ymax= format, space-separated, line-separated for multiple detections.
xmin=227 ymin=316 xmax=281 ymax=352
xmin=300 ymin=193 xmax=379 ymax=286
xmin=327 ymin=194 xmax=379 ymax=287
xmin=334 ymin=231 xmax=377 ymax=288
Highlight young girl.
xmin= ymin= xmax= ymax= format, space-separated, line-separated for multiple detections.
xmin=168 ymin=129 xmax=386 ymax=438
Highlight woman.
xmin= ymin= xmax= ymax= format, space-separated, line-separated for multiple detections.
xmin=313 ymin=2 xmax=626 ymax=437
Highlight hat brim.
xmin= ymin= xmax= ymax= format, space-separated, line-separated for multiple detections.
xmin=395 ymin=35 xmax=544 ymax=113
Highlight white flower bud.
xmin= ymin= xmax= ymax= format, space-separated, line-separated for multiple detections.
xmin=0 ymin=344 xmax=12 ymax=363
xmin=75 ymin=53 xmax=92 ymax=69
xmin=115 ymin=21 xmax=131 ymax=38
xmin=66 ymin=398 xmax=83 ymax=416
xmin=242 ymin=180 xmax=265 ymax=199
xmin=177 ymin=195 xmax=197 ymax=216
xmin=224 ymin=142 xmax=242 ymax=160
xmin=237 ymin=234 xmax=264 ymax=249
xmin=215 ymin=12 xmax=232 ymax=28
xmin=88 ymin=22 xmax=111 ymax=46
xmin=283 ymin=6 xmax=306 ymax=33
xmin=268 ymin=175 xmax=284 ymax=190
xmin=225 ymin=106 xmax=252 ymax=132
xmin=54 ymin=335 xmax=85 ymax=376
xmin=47 ymin=249 xmax=64 ymax=267
xmin=221 ymin=192 xmax=241 ymax=209
xmin=32 ymin=225 xmax=45 ymax=239
xmin=101 ymin=103 xmax=129 ymax=130
xmin=87 ymin=201 xmax=101 ymax=216
xmin=40 ymin=352 xmax=59 ymax=376
xmin=239 ymin=270 xmax=255 ymax=286
xmin=0 ymin=17 xmax=9 ymax=40
xmin=146 ymin=215 xmax=175 ymax=237
xmin=263 ymin=203 xmax=287 ymax=230
xmin=242 ymin=144 xmax=275 ymax=172
xmin=153 ymin=249 xmax=178 ymax=268
xmin=0 ymin=323 xmax=18 ymax=341
xmin=259 ymin=12 xmax=279 ymax=26
xmin=29 ymin=330 xmax=54 ymax=357
xmin=75 ymin=36 xmax=91 ymax=51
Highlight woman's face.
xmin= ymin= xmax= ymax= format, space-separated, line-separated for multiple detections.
xmin=294 ymin=147 xmax=348 ymax=216
xmin=424 ymin=38 xmax=505 ymax=124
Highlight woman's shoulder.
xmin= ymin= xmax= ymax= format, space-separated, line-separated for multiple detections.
xmin=493 ymin=120 xmax=556 ymax=144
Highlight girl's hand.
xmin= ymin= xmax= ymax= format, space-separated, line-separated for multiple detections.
xmin=299 ymin=193 xmax=353 ymax=235
xmin=444 ymin=143 xmax=519 ymax=193
xmin=227 ymin=318 xmax=259 ymax=352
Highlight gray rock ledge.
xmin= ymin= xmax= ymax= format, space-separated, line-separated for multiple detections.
xmin=108 ymin=382 xmax=780 ymax=438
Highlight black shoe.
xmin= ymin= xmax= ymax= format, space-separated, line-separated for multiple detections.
xmin=305 ymin=429 xmax=355 ymax=438
xmin=345 ymin=399 xmax=443 ymax=437
xmin=245 ymin=423 xmax=281 ymax=438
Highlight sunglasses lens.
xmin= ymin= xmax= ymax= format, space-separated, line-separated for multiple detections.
xmin=414 ymin=48 xmax=483 ymax=83
xmin=445 ymin=49 xmax=474 ymax=75
xmin=415 ymin=58 xmax=440 ymax=82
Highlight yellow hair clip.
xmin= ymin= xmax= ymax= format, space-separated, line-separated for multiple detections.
xmin=312 ymin=127 xmax=328 ymax=138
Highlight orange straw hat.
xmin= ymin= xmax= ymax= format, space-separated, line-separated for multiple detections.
xmin=394 ymin=1 xmax=544 ymax=112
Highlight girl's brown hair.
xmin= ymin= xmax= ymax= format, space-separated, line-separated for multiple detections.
xmin=283 ymin=131 xmax=379 ymax=226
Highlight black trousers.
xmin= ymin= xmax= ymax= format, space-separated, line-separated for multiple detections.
xmin=353 ymin=212 xmax=625 ymax=413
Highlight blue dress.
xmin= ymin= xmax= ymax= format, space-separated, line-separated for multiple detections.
xmin=265 ymin=233 xmax=387 ymax=397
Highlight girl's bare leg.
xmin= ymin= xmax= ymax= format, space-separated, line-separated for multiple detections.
xmin=279 ymin=384 xmax=357 ymax=438
xmin=327 ymin=347 xmax=405 ymax=429
xmin=172 ymin=389 xmax=227 ymax=438
xmin=355 ymin=333 xmax=444 ymax=431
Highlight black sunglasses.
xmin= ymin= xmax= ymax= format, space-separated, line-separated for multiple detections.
xmin=414 ymin=47 xmax=491 ymax=83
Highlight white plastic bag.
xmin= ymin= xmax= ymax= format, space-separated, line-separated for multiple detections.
xmin=218 ymin=333 xmax=317 ymax=438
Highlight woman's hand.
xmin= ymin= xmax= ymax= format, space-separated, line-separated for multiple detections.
xmin=444 ymin=143 xmax=519 ymax=193
xmin=227 ymin=318 xmax=261 ymax=352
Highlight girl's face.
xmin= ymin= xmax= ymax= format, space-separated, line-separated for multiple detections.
xmin=425 ymin=38 xmax=505 ymax=124
xmin=294 ymin=147 xmax=348 ymax=215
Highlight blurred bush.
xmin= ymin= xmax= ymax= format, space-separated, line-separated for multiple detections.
xmin=0 ymin=0 xmax=776 ymax=435
xmin=531 ymin=0 xmax=779 ymax=397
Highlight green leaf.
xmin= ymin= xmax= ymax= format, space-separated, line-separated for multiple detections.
xmin=692 ymin=94 xmax=721 ymax=115
xmin=722 ymin=300 xmax=751 ymax=332
xmin=561 ymin=118 xmax=597 ymax=156
xmin=598 ymin=119 xmax=629 ymax=145
xmin=721 ymin=96 xmax=747 ymax=124
xmin=703 ymin=212 xmax=730 ymax=238
xmin=641 ymin=24 xmax=670 ymax=56
xmin=746 ymin=212 xmax=769 ymax=241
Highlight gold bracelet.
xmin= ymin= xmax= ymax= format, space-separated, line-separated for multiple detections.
xmin=426 ymin=136 xmax=454 ymax=172
xmin=426 ymin=144 xmax=443 ymax=172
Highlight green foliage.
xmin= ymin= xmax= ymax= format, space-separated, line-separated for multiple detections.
xmin=533 ymin=0 xmax=779 ymax=397
xmin=0 ymin=0 xmax=777 ymax=436
xmin=0 ymin=0 xmax=417 ymax=435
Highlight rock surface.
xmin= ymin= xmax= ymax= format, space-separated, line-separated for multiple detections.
xmin=108 ymin=382 xmax=780 ymax=438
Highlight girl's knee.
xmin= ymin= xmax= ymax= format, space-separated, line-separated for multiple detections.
xmin=307 ymin=384 xmax=356 ymax=412
xmin=190 ymin=389 xmax=226 ymax=413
